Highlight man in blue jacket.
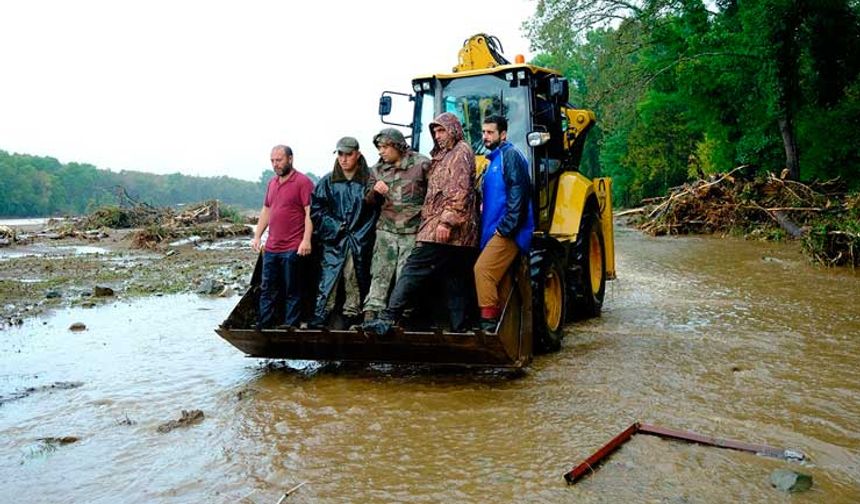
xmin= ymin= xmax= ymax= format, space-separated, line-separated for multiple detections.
xmin=474 ymin=115 xmax=535 ymax=332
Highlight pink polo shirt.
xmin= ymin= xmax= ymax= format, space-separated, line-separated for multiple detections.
xmin=263 ymin=171 xmax=314 ymax=253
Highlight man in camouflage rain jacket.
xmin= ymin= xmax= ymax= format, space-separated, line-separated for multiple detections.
xmin=363 ymin=112 xmax=479 ymax=334
xmin=362 ymin=128 xmax=431 ymax=321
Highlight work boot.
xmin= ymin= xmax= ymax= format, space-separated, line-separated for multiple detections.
xmin=360 ymin=318 xmax=393 ymax=337
xmin=479 ymin=318 xmax=499 ymax=334
xmin=307 ymin=316 xmax=326 ymax=329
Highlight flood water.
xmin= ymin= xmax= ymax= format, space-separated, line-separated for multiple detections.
xmin=1 ymin=227 xmax=858 ymax=503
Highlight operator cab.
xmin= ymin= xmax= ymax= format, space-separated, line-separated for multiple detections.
xmin=380 ymin=64 xmax=577 ymax=231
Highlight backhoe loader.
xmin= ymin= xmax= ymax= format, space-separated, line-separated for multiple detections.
xmin=216 ymin=34 xmax=615 ymax=368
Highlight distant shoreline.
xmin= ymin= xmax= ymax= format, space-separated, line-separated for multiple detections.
xmin=0 ymin=218 xmax=51 ymax=229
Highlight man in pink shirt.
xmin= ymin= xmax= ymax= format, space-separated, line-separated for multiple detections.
xmin=251 ymin=145 xmax=314 ymax=329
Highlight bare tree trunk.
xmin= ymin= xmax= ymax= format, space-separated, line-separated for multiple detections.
xmin=778 ymin=116 xmax=800 ymax=180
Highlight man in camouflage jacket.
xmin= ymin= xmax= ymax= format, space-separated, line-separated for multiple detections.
xmin=362 ymin=128 xmax=431 ymax=321
xmin=363 ymin=112 xmax=479 ymax=334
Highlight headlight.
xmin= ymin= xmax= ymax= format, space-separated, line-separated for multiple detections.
xmin=527 ymin=132 xmax=551 ymax=147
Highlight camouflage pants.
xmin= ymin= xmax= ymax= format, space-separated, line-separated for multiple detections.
xmin=323 ymin=249 xmax=361 ymax=318
xmin=364 ymin=229 xmax=417 ymax=313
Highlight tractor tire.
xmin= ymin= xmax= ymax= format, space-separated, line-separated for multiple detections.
xmin=567 ymin=209 xmax=606 ymax=320
xmin=531 ymin=250 xmax=566 ymax=354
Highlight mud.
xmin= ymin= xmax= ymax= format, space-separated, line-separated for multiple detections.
xmin=1 ymin=224 xmax=858 ymax=502
xmin=0 ymin=224 xmax=256 ymax=328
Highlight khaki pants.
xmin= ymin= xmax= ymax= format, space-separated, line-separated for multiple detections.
xmin=473 ymin=234 xmax=519 ymax=314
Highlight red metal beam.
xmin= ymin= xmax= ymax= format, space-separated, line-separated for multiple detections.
xmin=564 ymin=422 xmax=803 ymax=485
xmin=564 ymin=422 xmax=640 ymax=484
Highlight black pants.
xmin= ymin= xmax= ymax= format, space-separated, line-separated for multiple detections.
xmin=258 ymin=251 xmax=302 ymax=328
xmin=381 ymin=242 xmax=475 ymax=331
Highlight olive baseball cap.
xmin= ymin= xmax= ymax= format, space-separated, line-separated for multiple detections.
xmin=334 ymin=136 xmax=360 ymax=154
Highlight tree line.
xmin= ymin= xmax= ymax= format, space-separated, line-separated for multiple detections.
xmin=526 ymin=0 xmax=860 ymax=206
xmin=0 ymin=150 xmax=319 ymax=217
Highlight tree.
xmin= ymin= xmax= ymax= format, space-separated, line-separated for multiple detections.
xmin=526 ymin=0 xmax=860 ymax=200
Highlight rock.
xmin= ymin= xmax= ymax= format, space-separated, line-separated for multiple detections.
xmin=83 ymin=229 xmax=108 ymax=240
xmin=45 ymin=290 xmax=62 ymax=299
xmin=197 ymin=278 xmax=225 ymax=295
xmin=0 ymin=238 xmax=10 ymax=247
xmin=93 ymin=286 xmax=114 ymax=297
xmin=69 ymin=322 xmax=87 ymax=331
xmin=770 ymin=469 xmax=812 ymax=493
xmin=157 ymin=409 xmax=204 ymax=433
xmin=38 ymin=436 xmax=79 ymax=446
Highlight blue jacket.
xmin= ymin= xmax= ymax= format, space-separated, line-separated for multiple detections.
xmin=480 ymin=141 xmax=534 ymax=251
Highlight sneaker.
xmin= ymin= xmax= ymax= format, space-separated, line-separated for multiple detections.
xmin=363 ymin=310 xmax=377 ymax=322
xmin=479 ymin=318 xmax=499 ymax=333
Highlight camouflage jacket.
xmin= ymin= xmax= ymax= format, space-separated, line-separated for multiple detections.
xmin=366 ymin=150 xmax=431 ymax=234
xmin=415 ymin=112 xmax=479 ymax=248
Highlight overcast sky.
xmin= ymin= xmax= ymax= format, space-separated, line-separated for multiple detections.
xmin=0 ymin=0 xmax=536 ymax=182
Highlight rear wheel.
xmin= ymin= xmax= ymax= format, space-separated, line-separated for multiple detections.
xmin=532 ymin=251 xmax=566 ymax=354
xmin=568 ymin=209 xmax=606 ymax=320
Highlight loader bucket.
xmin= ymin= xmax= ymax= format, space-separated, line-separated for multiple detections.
xmin=215 ymin=255 xmax=533 ymax=368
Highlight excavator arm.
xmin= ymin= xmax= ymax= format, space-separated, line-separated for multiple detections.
xmin=453 ymin=34 xmax=511 ymax=72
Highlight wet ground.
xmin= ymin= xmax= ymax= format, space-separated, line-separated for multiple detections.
xmin=0 ymin=222 xmax=253 ymax=327
xmin=1 ymin=227 xmax=858 ymax=503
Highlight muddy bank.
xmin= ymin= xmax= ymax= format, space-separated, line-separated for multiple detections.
xmin=0 ymin=224 xmax=256 ymax=328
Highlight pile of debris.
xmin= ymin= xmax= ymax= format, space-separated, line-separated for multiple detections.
xmin=36 ymin=199 xmax=250 ymax=249
xmin=0 ymin=225 xmax=15 ymax=247
xmin=130 ymin=222 xmax=250 ymax=249
xmin=125 ymin=200 xmax=250 ymax=249
xmin=630 ymin=167 xmax=858 ymax=267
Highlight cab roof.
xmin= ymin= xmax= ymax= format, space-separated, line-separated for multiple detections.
xmin=412 ymin=63 xmax=562 ymax=82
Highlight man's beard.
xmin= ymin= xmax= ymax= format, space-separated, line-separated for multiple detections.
xmin=484 ymin=139 xmax=501 ymax=151
xmin=276 ymin=164 xmax=293 ymax=177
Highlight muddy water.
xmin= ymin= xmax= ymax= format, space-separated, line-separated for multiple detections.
xmin=1 ymin=228 xmax=858 ymax=503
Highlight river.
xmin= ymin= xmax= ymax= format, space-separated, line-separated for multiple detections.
xmin=1 ymin=227 xmax=858 ymax=503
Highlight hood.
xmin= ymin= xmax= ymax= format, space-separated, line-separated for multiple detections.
xmin=429 ymin=112 xmax=465 ymax=157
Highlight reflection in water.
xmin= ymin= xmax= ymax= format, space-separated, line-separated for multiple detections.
xmin=0 ymin=228 xmax=858 ymax=503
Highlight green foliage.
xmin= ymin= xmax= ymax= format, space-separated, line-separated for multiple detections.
xmin=526 ymin=0 xmax=860 ymax=205
xmin=219 ymin=204 xmax=244 ymax=224
xmin=0 ymin=149 xmax=270 ymax=217
xmin=801 ymin=196 xmax=860 ymax=266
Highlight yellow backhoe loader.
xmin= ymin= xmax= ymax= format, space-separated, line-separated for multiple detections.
xmin=216 ymin=34 xmax=615 ymax=368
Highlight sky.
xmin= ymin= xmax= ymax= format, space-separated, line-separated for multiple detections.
xmin=0 ymin=0 xmax=537 ymax=182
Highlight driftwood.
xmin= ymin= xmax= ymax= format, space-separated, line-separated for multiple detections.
xmin=633 ymin=169 xmax=857 ymax=266
xmin=636 ymin=169 xmax=842 ymax=236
